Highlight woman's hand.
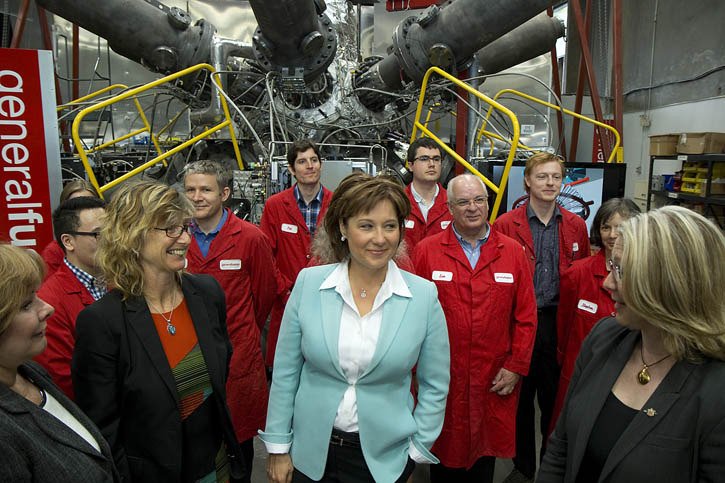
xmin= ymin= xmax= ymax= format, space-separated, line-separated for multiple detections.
xmin=266 ymin=453 xmax=293 ymax=483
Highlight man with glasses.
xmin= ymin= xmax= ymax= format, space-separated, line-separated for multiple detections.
xmin=403 ymin=137 xmax=453 ymax=253
xmin=36 ymin=196 xmax=106 ymax=399
xmin=183 ymin=160 xmax=278 ymax=482
xmin=413 ymin=174 xmax=537 ymax=483
xmin=260 ymin=139 xmax=333 ymax=369
xmin=494 ymin=152 xmax=590 ymax=483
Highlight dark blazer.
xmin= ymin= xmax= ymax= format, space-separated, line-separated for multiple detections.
xmin=537 ymin=318 xmax=725 ymax=483
xmin=0 ymin=362 xmax=118 ymax=482
xmin=72 ymin=273 xmax=245 ymax=482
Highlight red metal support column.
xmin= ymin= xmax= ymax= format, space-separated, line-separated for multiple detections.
xmin=612 ymin=0 xmax=623 ymax=148
xmin=568 ymin=0 xmax=592 ymax=162
xmin=9 ymin=0 xmax=31 ymax=48
xmin=454 ymin=70 xmax=468 ymax=175
xmin=547 ymin=6 xmax=567 ymax=160
xmin=569 ymin=0 xmax=610 ymax=162
xmin=36 ymin=6 xmax=72 ymax=154
xmin=72 ymin=24 xmax=80 ymax=100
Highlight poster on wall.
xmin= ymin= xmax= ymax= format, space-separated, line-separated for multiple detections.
xmin=0 ymin=49 xmax=62 ymax=250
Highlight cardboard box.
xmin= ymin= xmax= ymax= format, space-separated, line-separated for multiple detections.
xmin=676 ymin=132 xmax=725 ymax=154
xmin=712 ymin=179 xmax=725 ymax=195
xmin=649 ymin=134 xmax=679 ymax=156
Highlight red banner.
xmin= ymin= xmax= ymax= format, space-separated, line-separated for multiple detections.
xmin=0 ymin=49 xmax=60 ymax=250
xmin=386 ymin=0 xmax=439 ymax=12
xmin=592 ymin=119 xmax=616 ymax=163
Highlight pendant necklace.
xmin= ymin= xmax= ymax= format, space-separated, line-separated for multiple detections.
xmin=637 ymin=343 xmax=671 ymax=385
xmin=148 ymin=291 xmax=178 ymax=336
xmin=359 ymin=288 xmax=367 ymax=298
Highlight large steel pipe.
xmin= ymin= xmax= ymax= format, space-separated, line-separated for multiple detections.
xmin=356 ymin=0 xmax=557 ymax=110
xmin=35 ymin=0 xmax=214 ymax=75
xmin=248 ymin=0 xmax=337 ymax=83
xmin=475 ymin=13 xmax=565 ymax=75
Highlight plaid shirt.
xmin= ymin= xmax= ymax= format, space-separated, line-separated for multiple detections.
xmin=294 ymin=185 xmax=324 ymax=236
xmin=64 ymin=258 xmax=107 ymax=301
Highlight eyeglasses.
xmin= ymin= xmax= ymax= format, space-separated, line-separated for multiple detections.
xmin=451 ymin=196 xmax=488 ymax=208
xmin=413 ymin=155 xmax=442 ymax=164
xmin=607 ymin=259 xmax=623 ymax=282
xmin=67 ymin=231 xmax=101 ymax=240
xmin=154 ymin=223 xmax=193 ymax=238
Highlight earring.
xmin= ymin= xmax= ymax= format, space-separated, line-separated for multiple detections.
xmin=341 ymin=235 xmax=347 ymax=242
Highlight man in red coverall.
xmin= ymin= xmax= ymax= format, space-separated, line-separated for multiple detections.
xmin=35 ymin=196 xmax=106 ymax=399
xmin=494 ymin=153 xmax=590 ymax=483
xmin=259 ymin=139 xmax=332 ymax=368
xmin=403 ymin=137 xmax=453 ymax=253
xmin=413 ymin=173 xmax=537 ymax=483
xmin=183 ymin=160 xmax=277 ymax=482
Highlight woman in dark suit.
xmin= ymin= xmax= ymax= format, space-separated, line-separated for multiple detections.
xmin=550 ymin=198 xmax=640 ymax=430
xmin=72 ymin=181 xmax=244 ymax=482
xmin=0 ymin=243 xmax=117 ymax=482
xmin=538 ymin=206 xmax=725 ymax=482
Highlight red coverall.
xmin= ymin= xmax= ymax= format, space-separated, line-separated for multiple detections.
xmin=35 ymin=262 xmax=95 ymax=399
xmin=186 ymin=209 xmax=277 ymax=442
xmin=403 ymin=183 xmax=453 ymax=253
xmin=550 ymin=250 xmax=615 ymax=432
xmin=259 ymin=186 xmax=332 ymax=366
xmin=413 ymin=227 xmax=537 ymax=467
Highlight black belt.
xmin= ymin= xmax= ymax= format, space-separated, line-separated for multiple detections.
xmin=330 ymin=428 xmax=361 ymax=448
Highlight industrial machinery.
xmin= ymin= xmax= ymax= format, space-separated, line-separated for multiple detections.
xmin=34 ymin=0 xmax=565 ymax=221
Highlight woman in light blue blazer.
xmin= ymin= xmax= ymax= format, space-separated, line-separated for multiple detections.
xmin=260 ymin=173 xmax=450 ymax=483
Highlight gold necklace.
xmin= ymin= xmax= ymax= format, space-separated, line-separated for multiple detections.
xmin=147 ymin=291 xmax=178 ymax=336
xmin=637 ymin=344 xmax=672 ymax=385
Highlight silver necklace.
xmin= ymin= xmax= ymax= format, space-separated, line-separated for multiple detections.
xmin=359 ymin=288 xmax=367 ymax=298
xmin=148 ymin=291 xmax=178 ymax=335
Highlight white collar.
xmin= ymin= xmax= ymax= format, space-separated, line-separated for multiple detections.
xmin=410 ymin=183 xmax=439 ymax=204
xmin=320 ymin=260 xmax=412 ymax=299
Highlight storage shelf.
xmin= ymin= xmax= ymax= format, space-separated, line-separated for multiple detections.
xmin=647 ymin=154 xmax=725 ymax=229
xmin=650 ymin=190 xmax=725 ymax=206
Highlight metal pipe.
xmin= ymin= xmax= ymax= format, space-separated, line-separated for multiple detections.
xmin=248 ymin=0 xmax=337 ymax=82
xmin=357 ymin=0 xmax=557 ymax=110
xmin=474 ymin=13 xmax=565 ymax=75
xmin=35 ymin=0 xmax=215 ymax=75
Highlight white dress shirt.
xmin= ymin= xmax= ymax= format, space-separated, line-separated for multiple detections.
xmin=323 ymin=260 xmax=410 ymax=432
xmin=265 ymin=260 xmax=429 ymax=463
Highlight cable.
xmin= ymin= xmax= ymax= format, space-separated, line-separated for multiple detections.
xmin=624 ymin=64 xmax=725 ymax=97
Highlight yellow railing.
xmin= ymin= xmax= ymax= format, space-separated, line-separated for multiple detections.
xmin=479 ymin=88 xmax=623 ymax=163
xmin=61 ymin=84 xmax=164 ymax=160
xmin=71 ymin=64 xmax=243 ymax=197
xmin=410 ymin=66 xmax=521 ymax=221
xmin=57 ymin=84 xmax=129 ymax=111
